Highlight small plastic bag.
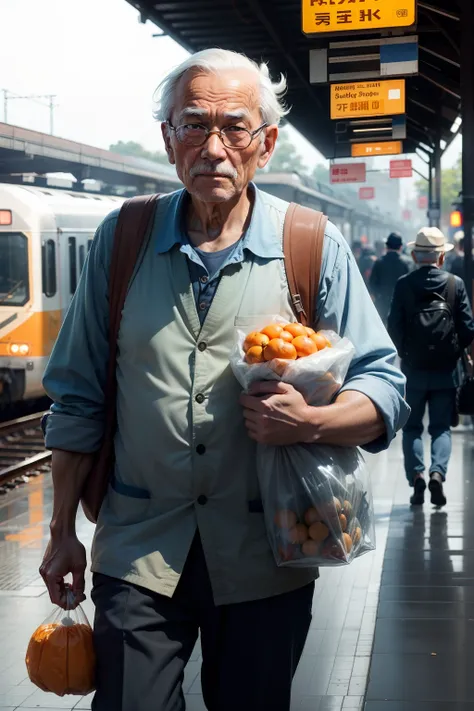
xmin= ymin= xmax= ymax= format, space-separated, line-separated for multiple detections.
xmin=258 ymin=443 xmax=375 ymax=567
xmin=25 ymin=588 xmax=95 ymax=696
xmin=229 ymin=315 xmax=355 ymax=406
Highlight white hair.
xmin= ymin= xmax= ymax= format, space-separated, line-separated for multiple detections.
xmin=153 ymin=48 xmax=289 ymax=125
xmin=413 ymin=249 xmax=442 ymax=265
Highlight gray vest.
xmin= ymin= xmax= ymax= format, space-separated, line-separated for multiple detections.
xmin=91 ymin=191 xmax=318 ymax=604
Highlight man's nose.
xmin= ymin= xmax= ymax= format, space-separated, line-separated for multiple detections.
xmin=201 ymin=132 xmax=228 ymax=161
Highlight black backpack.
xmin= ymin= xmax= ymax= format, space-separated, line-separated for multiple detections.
xmin=402 ymin=275 xmax=460 ymax=370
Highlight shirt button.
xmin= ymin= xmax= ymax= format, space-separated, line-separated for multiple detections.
xmin=198 ymin=342 xmax=207 ymax=352
xmin=200 ymin=275 xmax=209 ymax=284
xmin=195 ymin=393 xmax=205 ymax=404
xmin=197 ymin=495 xmax=208 ymax=506
xmin=196 ymin=444 xmax=206 ymax=455
xmin=199 ymin=302 xmax=207 ymax=311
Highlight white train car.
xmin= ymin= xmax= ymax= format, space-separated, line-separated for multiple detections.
xmin=0 ymin=184 xmax=124 ymax=405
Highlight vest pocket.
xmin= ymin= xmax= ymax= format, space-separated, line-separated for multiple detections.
xmin=105 ymin=478 xmax=151 ymax=526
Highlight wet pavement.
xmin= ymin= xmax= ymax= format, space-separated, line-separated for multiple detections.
xmin=0 ymin=424 xmax=472 ymax=710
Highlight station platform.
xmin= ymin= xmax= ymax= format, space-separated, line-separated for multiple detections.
xmin=0 ymin=425 xmax=472 ymax=711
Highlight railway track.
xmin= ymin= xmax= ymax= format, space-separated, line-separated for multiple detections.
xmin=0 ymin=412 xmax=51 ymax=494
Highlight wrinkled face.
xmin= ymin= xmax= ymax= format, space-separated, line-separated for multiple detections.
xmin=162 ymin=68 xmax=278 ymax=203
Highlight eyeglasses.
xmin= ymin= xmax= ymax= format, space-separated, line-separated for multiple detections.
xmin=167 ymin=121 xmax=268 ymax=150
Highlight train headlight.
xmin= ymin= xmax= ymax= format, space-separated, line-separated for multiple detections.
xmin=8 ymin=343 xmax=30 ymax=355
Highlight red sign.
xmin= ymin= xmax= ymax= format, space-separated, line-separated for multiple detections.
xmin=330 ymin=162 xmax=366 ymax=184
xmin=418 ymin=195 xmax=428 ymax=210
xmin=402 ymin=209 xmax=412 ymax=220
xmin=390 ymin=159 xmax=412 ymax=178
xmin=359 ymin=187 xmax=375 ymax=200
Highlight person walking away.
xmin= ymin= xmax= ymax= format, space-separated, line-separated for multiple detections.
xmin=445 ymin=230 xmax=464 ymax=274
xmin=369 ymin=232 xmax=409 ymax=325
xmin=388 ymin=227 xmax=474 ymax=507
xmin=39 ymin=48 xmax=409 ymax=711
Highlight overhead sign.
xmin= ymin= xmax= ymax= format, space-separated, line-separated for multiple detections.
xmin=330 ymin=162 xmax=366 ymax=184
xmin=330 ymin=79 xmax=405 ymax=120
xmin=402 ymin=209 xmax=412 ymax=220
xmin=418 ymin=195 xmax=428 ymax=210
xmin=310 ymin=36 xmax=418 ymax=84
xmin=359 ymin=187 xmax=375 ymax=200
xmin=390 ymin=159 xmax=412 ymax=178
xmin=351 ymin=141 xmax=403 ymax=157
xmin=302 ymin=0 xmax=416 ymax=35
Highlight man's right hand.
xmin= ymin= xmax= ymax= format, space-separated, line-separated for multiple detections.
xmin=39 ymin=533 xmax=87 ymax=609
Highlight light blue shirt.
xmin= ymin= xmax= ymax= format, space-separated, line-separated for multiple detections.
xmin=42 ymin=185 xmax=409 ymax=455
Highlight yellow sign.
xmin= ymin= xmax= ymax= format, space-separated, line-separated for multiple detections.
xmin=302 ymin=0 xmax=415 ymax=35
xmin=330 ymin=79 xmax=405 ymax=120
xmin=351 ymin=141 xmax=403 ymax=157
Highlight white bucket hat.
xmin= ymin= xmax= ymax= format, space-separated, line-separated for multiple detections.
xmin=407 ymin=226 xmax=454 ymax=252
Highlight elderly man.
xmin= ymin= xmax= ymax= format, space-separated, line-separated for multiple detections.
xmin=388 ymin=227 xmax=474 ymax=508
xmin=40 ymin=49 xmax=409 ymax=711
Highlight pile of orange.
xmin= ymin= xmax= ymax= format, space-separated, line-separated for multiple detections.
xmin=273 ymin=496 xmax=363 ymax=563
xmin=243 ymin=323 xmax=331 ymax=364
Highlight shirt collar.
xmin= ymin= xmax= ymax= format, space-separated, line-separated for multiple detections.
xmin=155 ymin=182 xmax=283 ymax=259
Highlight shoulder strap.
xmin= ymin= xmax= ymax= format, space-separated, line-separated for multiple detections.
xmin=283 ymin=203 xmax=327 ymax=327
xmin=445 ymin=273 xmax=456 ymax=310
xmin=103 ymin=194 xmax=160 ymax=439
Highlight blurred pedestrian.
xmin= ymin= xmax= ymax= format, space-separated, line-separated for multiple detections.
xmin=369 ymin=232 xmax=409 ymax=324
xmin=388 ymin=227 xmax=474 ymax=507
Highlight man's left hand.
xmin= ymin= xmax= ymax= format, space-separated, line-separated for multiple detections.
xmin=239 ymin=381 xmax=312 ymax=445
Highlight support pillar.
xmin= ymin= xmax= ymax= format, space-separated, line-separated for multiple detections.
xmin=461 ymin=0 xmax=474 ymax=296
xmin=428 ymin=156 xmax=434 ymax=227
xmin=433 ymin=137 xmax=442 ymax=229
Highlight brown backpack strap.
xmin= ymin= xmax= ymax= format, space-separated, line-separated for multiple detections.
xmin=283 ymin=203 xmax=327 ymax=328
xmin=81 ymin=193 xmax=160 ymax=522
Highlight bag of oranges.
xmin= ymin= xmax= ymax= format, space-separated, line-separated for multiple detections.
xmin=257 ymin=443 xmax=375 ymax=567
xmin=25 ymin=587 xmax=95 ymax=696
xmin=230 ymin=317 xmax=355 ymax=406
xmin=230 ymin=316 xmax=375 ymax=567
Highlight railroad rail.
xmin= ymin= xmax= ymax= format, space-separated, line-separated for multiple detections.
xmin=0 ymin=412 xmax=51 ymax=493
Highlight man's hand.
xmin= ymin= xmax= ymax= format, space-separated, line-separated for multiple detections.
xmin=240 ymin=381 xmax=312 ymax=445
xmin=39 ymin=533 xmax=87 ymax=610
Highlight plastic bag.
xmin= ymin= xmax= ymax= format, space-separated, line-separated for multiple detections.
xmin=25 ymin=588 xmax=95 ymax=696
xmin=230 ymin=315 xmax=375 ymax=568
xmin=230 ymin=316 xmax=355 ymax=406
xmin=258 ymin=443 xmax=375 ymax=567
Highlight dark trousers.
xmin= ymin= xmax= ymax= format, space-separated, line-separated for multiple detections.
xmin=91 ymin=534 xmax=314 ymax=711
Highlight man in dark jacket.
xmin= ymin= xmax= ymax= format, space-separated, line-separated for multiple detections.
xmin=388 ymin=227 xmax=474 ymax=507
xmin=369 ymin=233 xmax=410 ymax=324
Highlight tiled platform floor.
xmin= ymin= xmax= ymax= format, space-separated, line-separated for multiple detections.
xmin=0 ymin=424 xmax=471 ymax=710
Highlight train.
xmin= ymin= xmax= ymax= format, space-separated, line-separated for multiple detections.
xmin=0 ymin=176 xmax=400 ymax=406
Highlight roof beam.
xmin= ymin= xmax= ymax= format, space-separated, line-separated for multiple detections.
xmin=418 ymin=2 xmax=460 ymax=22
xmin=419 ymin=44 xmax=460 ymax=69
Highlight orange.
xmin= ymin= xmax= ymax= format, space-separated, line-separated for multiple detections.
xmin=264 ymin=339 xmax=297 ymax=361
xmin=283 ymin=322 xmax=307 ymax=338
xmin=308 ymin=521 xmax=329 ymax=543
xmin=342 ymin=532 xmax=353 ymax=553
xmin=301 ymin=539 xmax=320 ymax=557
xmin=339 ymin=514 xmax=348 ymax=532
xmin=342 ymin=500 xmax=352 ymax=518
xmin=279 ymin=329 xmax=294 ymax=343
xmin=304 ymin=507 xmax=320 ymax=526
xmin=274 ymin=509 xmax=297 ymax=530
xmin=305 ymin=327 xmax=316 ymax=336
xmin=351 ymin=524 xmax=362 ymax=546
xmin=261 ymin=324 xmax=283 ymax=340
xmin=292 ymin=335 xmax=318 ymax=358
xmin=310 ymin=332 xmax=329 ymax=350
xmin=245 ymin=346 xmax=265 ymax=364
xmin=287 ymin=524 xmax=309 ymax=545
xmin=243 ymin=331 xmax=269 ymax=352
xmin=278 ymin=543 xmax=298 ymax=562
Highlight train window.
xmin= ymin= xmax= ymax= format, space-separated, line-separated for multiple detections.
xmin=0 ymin=232 xmax=30 ymax=306
xmin=79 ymin=244 xmax=86 ymax=273
xmin=41 ymin=239 xmax=57 ymax=297
xmin=68 ymin=236 xmax=77 ymax=294
xmin=87 ymin=239 xmax=93 ymax=252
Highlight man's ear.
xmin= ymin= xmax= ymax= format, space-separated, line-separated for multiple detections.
xmin=257 ymin=125 xmax=278 ymax=169
xmin=161 ymin=122 xmax=175 ymax=165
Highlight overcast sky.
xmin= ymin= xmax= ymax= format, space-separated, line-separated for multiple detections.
xmin=0 ymin=0 xmax=461 ymax=191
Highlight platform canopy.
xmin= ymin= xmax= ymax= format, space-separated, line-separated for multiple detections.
xmin=126 ymin=1 xmax=460 ymax=160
